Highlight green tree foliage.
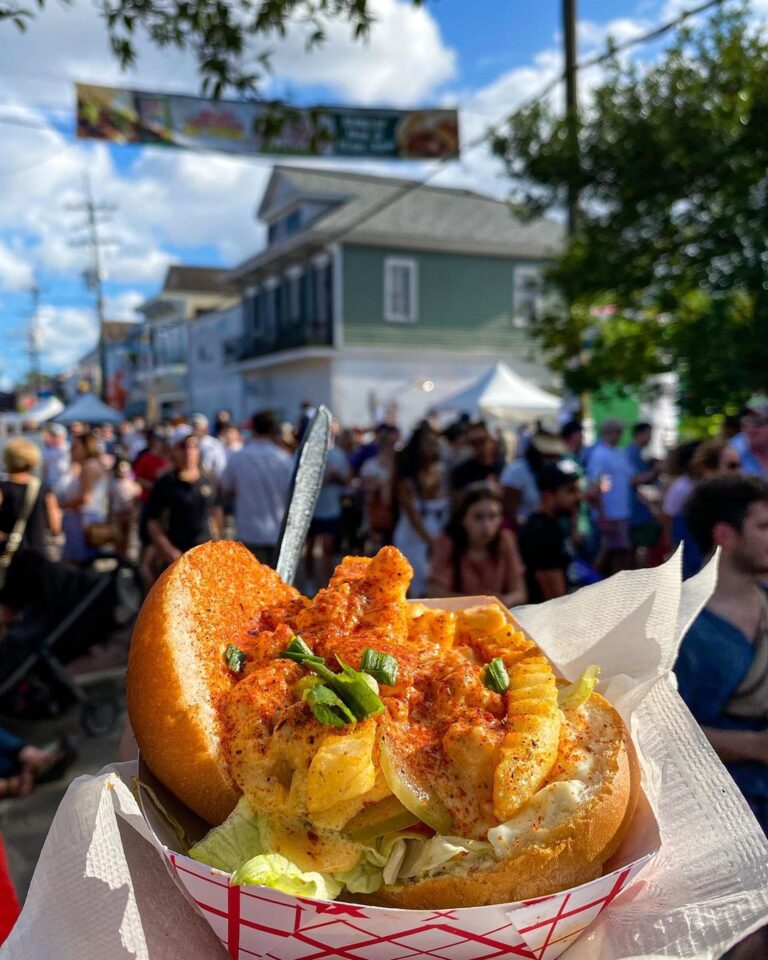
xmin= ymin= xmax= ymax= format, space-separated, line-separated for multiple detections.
xmin=491 ymin=5 xmax=768 ymax=415
xmin=1 ymin=0 xmax=423 ymax=97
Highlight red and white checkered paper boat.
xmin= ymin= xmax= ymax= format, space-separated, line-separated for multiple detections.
xmin=139 ymin=595 xmax=661 ymax=960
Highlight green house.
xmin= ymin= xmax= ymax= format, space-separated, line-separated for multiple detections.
xmin=227 ymin=166 xmax=563 ymax=425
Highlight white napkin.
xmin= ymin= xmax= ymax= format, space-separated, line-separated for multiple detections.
xmin=3 ymin=552 xmax=768 ymax=959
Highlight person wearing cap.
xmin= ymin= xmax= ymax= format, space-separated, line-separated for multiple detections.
xmin=738 ymin=396 xmax=768 ymax=480
xmin=219 ymin=410 xmax=294 ymax=565
xmin=500 ymin=430 xmax=565 ymax=528
xmin=587 ymin=418 xmax=634 ymax=576
xmin=190 ymin=413 xmax=227 ymax=479
xmin=518 ymin=463 xmax=581 ymax=602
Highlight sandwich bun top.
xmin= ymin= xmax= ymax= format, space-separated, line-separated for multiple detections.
xmin=126 ymin=541 xmax=301 ymax=825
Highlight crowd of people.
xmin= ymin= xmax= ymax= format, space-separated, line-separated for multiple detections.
xmin=3 ymin=395 xmax=767 ymax=602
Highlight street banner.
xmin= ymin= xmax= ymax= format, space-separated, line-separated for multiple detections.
xmin=75 ymin=84 xmax=460 ymax=160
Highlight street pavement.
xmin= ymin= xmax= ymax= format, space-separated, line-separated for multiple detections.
xmin=0 ymin=669 xmax=126 ymax=900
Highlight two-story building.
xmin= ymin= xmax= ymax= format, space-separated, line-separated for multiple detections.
xmin=187 ymin=302 xmax=245 ymax=422
xmin=225 ymin=165 xmax=563 ymax=427
xmin=137 ymin=266 xmax=237 ymax=422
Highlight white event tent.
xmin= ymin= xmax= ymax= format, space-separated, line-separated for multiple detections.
xmin=55 ymin=393 xmax=123 ymax=425
xmin=433 ymin=362 xmax=561 ymax=420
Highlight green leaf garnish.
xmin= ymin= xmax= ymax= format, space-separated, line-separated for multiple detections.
xmin=225 ymin=644 xmax=247 ymax=673
xmin=360 ymin=648 xmax=399 ymax=686
xmin=483 ymin=657 xmax=510 ymax=694
xmin=306 ymin=684 xmax=356 ymax=727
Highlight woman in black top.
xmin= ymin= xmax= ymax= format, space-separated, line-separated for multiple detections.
xmin=142 ymin=432 xmax=222 ymax=586
xmin=0 ymin=438 xmax=60 ymax=555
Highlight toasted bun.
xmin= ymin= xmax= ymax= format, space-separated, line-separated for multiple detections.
xmin=364 ymin=692 xmax=640 ymax=909
xmin=126 ymin=541 xmax=300 ymax=825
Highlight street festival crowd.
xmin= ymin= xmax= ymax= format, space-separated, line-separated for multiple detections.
xmin=2 ymin=397 xmax=768 ymax=936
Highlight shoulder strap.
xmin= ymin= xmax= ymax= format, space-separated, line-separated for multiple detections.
xmin=0 ymin=477 xmax=41 ymax=573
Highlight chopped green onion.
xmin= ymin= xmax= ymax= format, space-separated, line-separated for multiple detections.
xmin=306 ymin=684 xmax=356 ymax=727
xmin=224 ymin=644 xmax=247 ymax=673
xmin=330 ymin=658 xmax=385 ymax=719
xmin=360 ymin=648 xmax=399 ymax=686
xmin=483 ymin=657 xmax=510 ymax=694
xmin=294 ymin=675 xmax=323 ymax=699
xmin=278 ymin=638 xmax=386 ymax=720
xmin=278 ymin=634 xmax=325 ymax=666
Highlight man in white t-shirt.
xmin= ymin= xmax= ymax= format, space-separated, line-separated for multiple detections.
xmin=587 ymin=418 xmax=634 ymax=575
xmin=219 ymin=410 xmax=294 ymax=565
xmin=191 ymin=413 xmax=227 ymax=478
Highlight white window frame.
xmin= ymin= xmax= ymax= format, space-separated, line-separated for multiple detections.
xmin=512 ymin=266 xmax=543 ymax=329
xmin=287 ymin=267 xmax=303 ymax=322
xmin=384 ymin=257 xmax=418 ymax=324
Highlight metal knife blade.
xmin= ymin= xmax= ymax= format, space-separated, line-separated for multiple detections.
xmin=275 ymin=404 xmax=332 ymax=585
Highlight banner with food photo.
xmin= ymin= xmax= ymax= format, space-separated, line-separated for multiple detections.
xmin=74 ymin=83 xmax=460 ymax=159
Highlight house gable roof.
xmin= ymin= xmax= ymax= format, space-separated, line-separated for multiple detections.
xmin=236 ymin=165 xmax=563 ymax=279
xmin=162 ymin=265 xmax=231 ymax=294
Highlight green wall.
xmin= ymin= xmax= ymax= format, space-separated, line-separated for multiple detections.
xmin=342 ymin=244 xmax=540 ymax=353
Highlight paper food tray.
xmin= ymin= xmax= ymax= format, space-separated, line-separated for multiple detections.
xmin=138 ymin=595 xmax=661 ymax=960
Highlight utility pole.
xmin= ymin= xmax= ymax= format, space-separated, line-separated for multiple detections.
xmin=26 ymin=278 xmax=42 ymax=393
xmin=67 ymin=173 xmax=117 ymax=400
xmin=562 ymin=0 xmax=579 ymax=236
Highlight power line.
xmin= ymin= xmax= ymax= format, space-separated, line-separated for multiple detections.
xmin=67 ymin=172 xmax=119 ymax=400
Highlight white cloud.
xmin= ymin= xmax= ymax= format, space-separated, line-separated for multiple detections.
xmin=105 ymin=289 xmax=146 ymax=322
xmin=267 ymin=0 xmax=457 ymax=106
xmin=36 ymin=304 xmax=98 ymax=368
xmin=0 ymin=241 xmax=33 ymax=291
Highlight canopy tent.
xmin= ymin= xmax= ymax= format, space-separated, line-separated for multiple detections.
xmin=55 ymin=393 xmax=123 ymax=426
xmin=432 ymin=362 xmax=561 ymax=419
xmin=23 ymin=396 xmax=64 ymax=425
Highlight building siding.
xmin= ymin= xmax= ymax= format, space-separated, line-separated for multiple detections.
xmin=341 ymin=244 xmax=542 ymax=355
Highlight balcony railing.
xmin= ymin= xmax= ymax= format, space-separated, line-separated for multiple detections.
xmin=224 ymin=317 xmax=333 ymax=363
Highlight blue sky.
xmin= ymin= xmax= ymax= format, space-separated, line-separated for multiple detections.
xmin=0 ymin=0 xmax=752 ymax=386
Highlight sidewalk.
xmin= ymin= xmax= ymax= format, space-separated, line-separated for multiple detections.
xmin=0 ymin=670 xmax=126 ymax=900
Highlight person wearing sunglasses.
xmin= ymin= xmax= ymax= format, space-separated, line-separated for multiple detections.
xmin=739 ymin=396 xmax=768 ymax=481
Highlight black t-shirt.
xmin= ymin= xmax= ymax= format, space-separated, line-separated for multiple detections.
xmin=518 ymin=511 xmax=570 ymax=604
xmin=144 ymin=471 xmax=216 ymax=552
xmin=450 ymin=458 xmax=504 ymax=491
xmin=0 ymin=479 xmax=47 ymax=554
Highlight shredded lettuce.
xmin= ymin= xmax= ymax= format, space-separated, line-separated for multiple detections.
xmin=231 ymin=853 xmax=343 ymax=899
xmin=398 ymin=836 xmax=492 ymax=879
xmin=188 ymin=797 xmax=269 ymax=873
xmin=557 ymin=665 xmax=600 ymax=709
xmin=189 ymin=798 xmax=493 ymax=899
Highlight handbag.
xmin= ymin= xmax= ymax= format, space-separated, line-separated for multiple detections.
xmin=84 ymin=519 xmax=119 ymax=549
xmin=0 ymin=476 xmax=41 ymax=591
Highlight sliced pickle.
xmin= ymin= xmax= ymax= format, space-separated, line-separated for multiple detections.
xmin=344 ymin=795 xmax=419 ymax=843
xmin=379 ymin=733 xmax=453 ymax=835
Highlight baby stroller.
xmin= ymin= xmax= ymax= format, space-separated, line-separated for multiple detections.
xmin=0 ymin=548 xmax=143 ymax=736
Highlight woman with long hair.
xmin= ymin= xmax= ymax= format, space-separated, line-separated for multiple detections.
xmin=428 ymin=484 xmax=527 ymax=606
xmin=60 ymin=431 xmax=109 ymax=564
xmin=392 ymin=422 xmax=450 ymax=597
xmin=0 ymin=438 xmax=60 ymax=557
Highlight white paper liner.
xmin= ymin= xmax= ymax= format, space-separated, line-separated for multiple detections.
xmin=4 ymin=551 xmax=768 ymax=960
